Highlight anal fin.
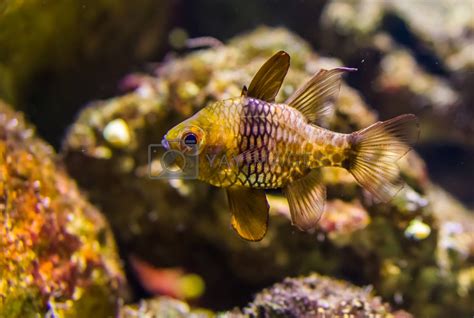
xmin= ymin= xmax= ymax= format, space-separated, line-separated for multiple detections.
xmin=283 ymin=170 xmax=326 ymax=231
xmin=227 ymin=186 xmax=269 ymax=241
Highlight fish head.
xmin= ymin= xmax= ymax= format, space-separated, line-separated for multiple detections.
xmin=162 ymin=114 xmax=207 ymax=155
xmin=162 ymin=100 xmax=240 ymax=185
xmin=163 ymin=99 xmax=238 ymax=154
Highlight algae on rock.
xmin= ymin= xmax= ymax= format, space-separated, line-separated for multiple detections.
xmin=228 ymin=273 xmax=411 ymax=318
xmin=119 ymin=273 xmax=411 ymax=318
xmin=119 ymin=296 xmax=214 ymax=318
xmin=0 ymin=101 xmax=126 ymax=317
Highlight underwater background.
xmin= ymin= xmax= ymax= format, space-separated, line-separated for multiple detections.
xmin=0 ymin=0 xmax=473 ymax=317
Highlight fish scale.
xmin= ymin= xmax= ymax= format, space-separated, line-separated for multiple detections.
xmin=230 ymin=97 xmax=351 ymax=189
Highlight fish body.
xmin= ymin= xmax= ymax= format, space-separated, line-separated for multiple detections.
xmin=164 ymin=51 xmax=419 ymax=241
xmin=189 ymin=96 xmax=350 ymax=189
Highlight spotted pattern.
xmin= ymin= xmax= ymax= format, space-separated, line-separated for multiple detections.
xmin=198 ymin=97 xmax=352 ymax=189
xmin=306 ymin=128 xmax=351 ymax=170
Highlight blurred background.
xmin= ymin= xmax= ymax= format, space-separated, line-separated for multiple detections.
xmin=1 ymin=1 xmax=473 ymax=317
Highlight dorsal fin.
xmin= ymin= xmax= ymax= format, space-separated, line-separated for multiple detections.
xmin=241 ymin=85 xmax=248 ymax=96
xmin=285 ymin=67 xmax=357 ymax=122
xmin=247 ymin=51 xmax=290 ymax=102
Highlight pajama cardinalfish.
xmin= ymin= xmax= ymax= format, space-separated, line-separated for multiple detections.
xmin=163 ymin=51 xmax=419 ymax=241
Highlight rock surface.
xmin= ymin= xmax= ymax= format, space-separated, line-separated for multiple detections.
xmin=119 ymin=296 xmax=213 ymax=318
xmin=120 ymin=274 xmax=411 ymax=318
xmin=62 ymin=27 xmax=474 ymax=317
xmin=231 ymin=274 xmax=410 ymax=318
xmin=0 ymin=101 xmax=126 ymax=317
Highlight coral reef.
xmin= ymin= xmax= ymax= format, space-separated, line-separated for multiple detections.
xmin=0 ymin=101 xmax=126 ymax=317
xmin=230 ymin=274 xmax=410 ymax=318
xmin=119 ymin=297 xmax=213 ymax=318
xmin=62 ymin=27 xmax=474 ymax=317
xmin=119 ymin=273 xmax=411 ymax=318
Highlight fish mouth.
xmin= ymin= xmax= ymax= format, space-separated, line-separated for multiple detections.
xmin=161 ymin=137 xmax=170 ymax=150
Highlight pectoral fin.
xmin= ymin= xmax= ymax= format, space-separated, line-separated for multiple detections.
xmin=247 ymin=51 xmax=290 ymax=102
xmin=283 ymin=170 xmax=326 ymax=231
xmin=227 ymin=186 xmax=269 ymax=241
xmin=285 ymin=67 xmax=356 ymax=122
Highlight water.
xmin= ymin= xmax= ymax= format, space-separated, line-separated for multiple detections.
xmin=1 ymin=1 xmax=473 ymax=317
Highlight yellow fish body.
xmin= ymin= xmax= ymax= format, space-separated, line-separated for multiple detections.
xmin=164 ymin=51 xmax=418 ymax=241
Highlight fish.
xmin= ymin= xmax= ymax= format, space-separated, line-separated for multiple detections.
xmin=163 ymin=51 xmax=419 ymax=241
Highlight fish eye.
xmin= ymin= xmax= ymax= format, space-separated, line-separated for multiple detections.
xmin=178 ymin=126 xmax=205 ymax=154
xmin=183 ymin=132 xmax=198 ymax=145
xmin=181 ymin=132 xmax=200 ymax=153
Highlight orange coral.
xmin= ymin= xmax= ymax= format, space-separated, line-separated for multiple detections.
xmin=0 ymin=101 xmax=125 ymax=316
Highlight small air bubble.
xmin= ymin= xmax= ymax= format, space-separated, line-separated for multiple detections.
xmin=6 ymin=118 xmax=18 ymax=129
xmin=317 ymin=233 xmax=325 ymax=242
xmin=394 ymin=292 xmax=404 ymax=304
xmin=148 ymin=210 xmax=159 ymax=222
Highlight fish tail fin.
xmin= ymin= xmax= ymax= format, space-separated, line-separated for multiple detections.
xmin=348 ymin=114 xmax=419 ymax=202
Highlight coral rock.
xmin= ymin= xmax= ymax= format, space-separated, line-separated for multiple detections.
xmin=0 ymin=101 xmax=126 ymax=317
xmin=234 ymin=274 xmax=410 ymax=318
